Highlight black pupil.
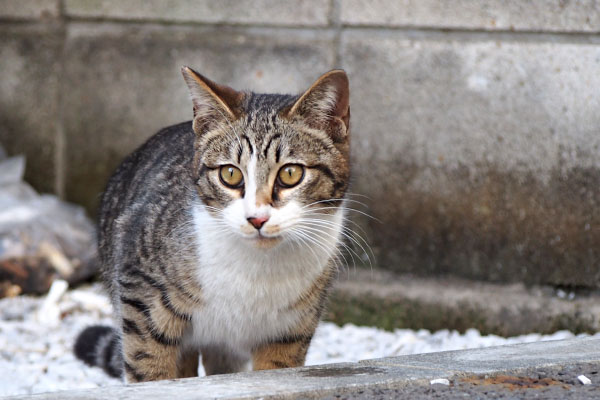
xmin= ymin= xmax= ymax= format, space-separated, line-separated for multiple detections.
xmin=286 ymin=167 xmax=294 ymax=176
xmin=228 ymin=168 xmax=234 ymax=177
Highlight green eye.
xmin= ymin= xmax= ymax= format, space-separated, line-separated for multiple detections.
xmin=277 ymin=164 xmax=304 ymax=187
xmin=219 ymin=165 xmax=244 ymax=188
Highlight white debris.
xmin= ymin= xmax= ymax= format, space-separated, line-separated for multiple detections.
xmin=0 ymin=284 xmax=119 ymax=397
xmin=578 ymin=375 xmax=592 ymax=385
xmin=35 ymin=279 xmax=69 ymax=326
xmin=1 ymin=285 xmax=599 ymax=397
xmin=430 ymin=378 xmax=450 ymax=385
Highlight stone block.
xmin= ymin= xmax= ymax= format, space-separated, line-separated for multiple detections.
xmin=341 ymin=31 xmax=600 ymax=287
xmin=62 ymin=23 xmax=335 ymax=212
xmin=0 ymin=0 xmax=59 ymax=20
xmin=64 ymin=0 xmax=331 ymax=26
xmin=340 ymin=0 xmax=600 ymax=32
xmin=0 ymin=24 xmax=63 ymax=194
xmin=327 ymin=270 xmax=600 ymax=336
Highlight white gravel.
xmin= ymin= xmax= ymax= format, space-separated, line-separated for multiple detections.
xmin=1 ymin=280 xmax=597 ymax=397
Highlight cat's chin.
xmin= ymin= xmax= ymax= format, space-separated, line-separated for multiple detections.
xmin=244 ymin=233 xmax=282 ymax=249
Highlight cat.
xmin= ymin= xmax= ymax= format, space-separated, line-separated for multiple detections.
xmin=74 ymin=67 xmax=351 ymax=382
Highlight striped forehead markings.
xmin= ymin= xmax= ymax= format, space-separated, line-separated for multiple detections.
xmin=237 ymin=135 xmax=255 ymax=163
xmin=263 ymin=134 xmax=281 ymax=159
xmin=243 ymin=135 xmax=254 ymax=155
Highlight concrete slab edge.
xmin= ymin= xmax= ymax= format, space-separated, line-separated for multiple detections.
xmin=4 ymin=337 xmax=599 ymax=399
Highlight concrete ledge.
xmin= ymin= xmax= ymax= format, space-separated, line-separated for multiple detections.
xmin=4 ymin=338 xmax=599 ymax=399
xmin=326 ymin=269 xmax=600 ymax=336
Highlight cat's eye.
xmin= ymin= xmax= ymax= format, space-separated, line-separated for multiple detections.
xmin=219 ymin=165 xmax=244 ymax=188
xmin=277 ymin=164 xmax=304 ymax=188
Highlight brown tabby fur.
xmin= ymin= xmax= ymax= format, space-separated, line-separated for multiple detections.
xmin=74 ymin=68 xmax=351 ymax=382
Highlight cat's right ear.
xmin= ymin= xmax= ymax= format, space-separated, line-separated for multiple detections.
xmin=181 ymin=66 xmax=244 ymax=134
xmin=284 ymin=70 xmax=350 ymax=143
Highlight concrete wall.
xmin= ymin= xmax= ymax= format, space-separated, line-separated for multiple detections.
xmin=1 ymin=1 xmax=600 ymax=287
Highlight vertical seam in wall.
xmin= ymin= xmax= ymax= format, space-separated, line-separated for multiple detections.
xmin=330 ymin=0 xmax=342 ymax=67
xmin=54 ymin=0 xmax=67 ymax=198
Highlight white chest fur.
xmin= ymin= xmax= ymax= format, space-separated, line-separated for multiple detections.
xmin=188 ymin=204 xmax=343 ymax=352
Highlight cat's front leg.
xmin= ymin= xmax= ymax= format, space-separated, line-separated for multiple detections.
xmin=177 ymin=348 xmax=200 ymax=378
xmin=252 ymin=334 xmax=313 ymax=370
xmin=120 ymin=297 xmax=191 ymax=382
xmin=252 ymin=265 xmax=335 ymax=370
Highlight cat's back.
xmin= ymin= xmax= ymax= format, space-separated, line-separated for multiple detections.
xmin=98 ymin=121 xmax=195 ymax=263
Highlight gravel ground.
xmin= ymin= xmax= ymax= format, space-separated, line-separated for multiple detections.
xmin=1 ymin=280 xmax=598 ymax=397
xmin=324 ymin=363 xmax=600 ymax=399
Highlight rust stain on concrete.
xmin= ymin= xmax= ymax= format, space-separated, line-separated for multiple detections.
xmin=461 ymin=374 xmax=571 ymax=390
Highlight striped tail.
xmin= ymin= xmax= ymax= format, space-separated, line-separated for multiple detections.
xmin=74 ymin=325 xmax=123 ymax=378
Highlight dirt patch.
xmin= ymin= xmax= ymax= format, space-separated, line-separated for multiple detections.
xmin=322 ymin=362 xmax=600 ymax=399
xmin=461 ymin=374 xmax=570 ymax=390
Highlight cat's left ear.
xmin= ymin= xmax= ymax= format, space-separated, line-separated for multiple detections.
xmin=285 ymin=69 xmax=350 ymax=142
xmin=181 ymin=66 xmax=244 ymax=134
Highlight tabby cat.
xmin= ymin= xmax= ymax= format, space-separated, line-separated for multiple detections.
xmin=74 ymin=67 xmax=351 ymax=382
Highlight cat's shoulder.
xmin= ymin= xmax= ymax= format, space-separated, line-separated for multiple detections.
xmin=100 ymin=121 xmax=195 ymax=215
xmin=136 ymin=120 xmax=194 ymax=159
xmin=110 ymin=121 xmax=194 ymax=177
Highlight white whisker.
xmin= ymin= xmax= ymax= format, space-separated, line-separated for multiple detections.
xmin=301 ymin=198 xmax=369 ymax=209
xmin=300 ymin=217 xmax=375 ymax=262
xmin=305 ymin=206 xmax=380 ymax=222
xmin=293 ymin=224 xmax=361 ymax=270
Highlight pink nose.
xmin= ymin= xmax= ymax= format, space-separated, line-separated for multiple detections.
xmin=247 ymin=216 xmax=269 ymax=230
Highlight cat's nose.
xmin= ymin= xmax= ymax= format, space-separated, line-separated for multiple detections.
xmin=247 ymin=216 xmax=269 ymax=230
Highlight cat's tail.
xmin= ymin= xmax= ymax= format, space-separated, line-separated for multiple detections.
xmin=74 ymin=325 xmax=123 ymax=378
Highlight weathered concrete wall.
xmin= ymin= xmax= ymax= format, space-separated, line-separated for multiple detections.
xmin=1 ymin=1 xmax=599 ymax=287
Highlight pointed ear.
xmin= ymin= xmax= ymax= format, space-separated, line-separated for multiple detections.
xmin=285 ymin=69 xmax=350 ymax=141
xmin=181 ymin=66 xmax=244 ymax=134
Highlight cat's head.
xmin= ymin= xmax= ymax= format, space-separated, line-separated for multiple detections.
xmin=182 ymin=67 xmax=350 ymax=249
